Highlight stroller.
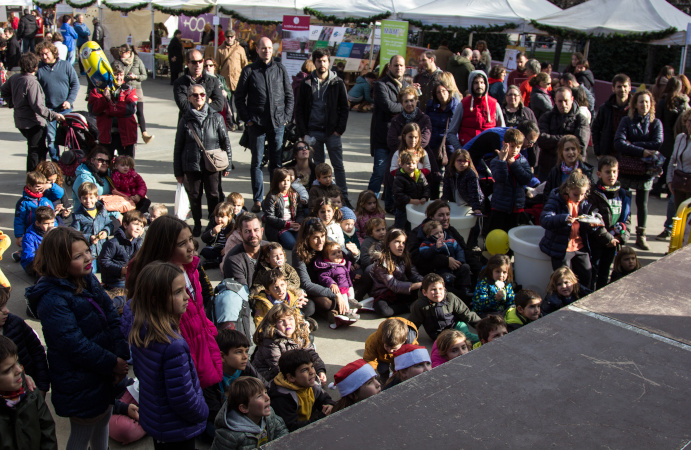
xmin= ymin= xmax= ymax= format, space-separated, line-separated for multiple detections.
xmin=55 ymin=112 xmax=99 ymax=185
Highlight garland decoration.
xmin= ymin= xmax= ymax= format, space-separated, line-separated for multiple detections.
xmin=405 ymin=19 xmax=518 ymax=33
xmin=35 ymin=0 xmax=97 ymax=7
xmin=102 ymin=1 xmax=149 ymax=13
xmin=303 ymin=7 xmax=390 ymax=25
xmin=151 ymin=3 xmax=213 ymax=16
xmin=218 ymin=8 xmax=281 ymax=25
xmin=530 ymin=21 xmax=677 ymax=43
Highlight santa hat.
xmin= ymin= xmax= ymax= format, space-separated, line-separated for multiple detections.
xmin=330 ymin=359 xmax=377 ymax=397
xmin=393 ymin=344 xmax=431 ymax=371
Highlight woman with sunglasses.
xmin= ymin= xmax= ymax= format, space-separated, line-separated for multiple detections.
xmin=285 ymin=140 xmax=316 ymax=188
xmin=174 ymin=84 xmax=232 ymax=237
xmin=72 ymin=146 xmax=113 ymax=205
xmin=118 ymin=44 xmax=154 ymax=144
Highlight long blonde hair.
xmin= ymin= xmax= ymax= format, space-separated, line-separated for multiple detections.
xmin=253 ymin=303 xmax=309 ymax=347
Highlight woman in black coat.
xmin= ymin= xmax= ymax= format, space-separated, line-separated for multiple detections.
xmin=168 ymin=30 xmax=184 ymax=84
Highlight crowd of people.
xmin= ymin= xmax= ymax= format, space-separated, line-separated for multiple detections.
xmin=0 ymin=26 xmax=687 ymax=450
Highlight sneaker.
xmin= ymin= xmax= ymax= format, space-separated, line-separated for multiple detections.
xmin=11 ymin=251 xmax=21 ymax=263
xmin=229 ymin=124 xmax=237 ymax=132
xmin=348 ymin=299 xmax=364 ymax=310
xmin=357 ymin=297 xmax=376 ymax=313
xmin=192 ymin=222 xmax=202 ymax=237
xmin=329 ymin=313 xmax=358 ymax=329
xmin=251 ymin=203 xmax=262 ymax=213
xmin=656 ymin=229 xmax=672 ymax=241
xmin=305 ymin=317 xmax=319 ymax=332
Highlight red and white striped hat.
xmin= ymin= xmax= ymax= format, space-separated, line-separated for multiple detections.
xmin=332 ymin=359 xmax=377 ymax=397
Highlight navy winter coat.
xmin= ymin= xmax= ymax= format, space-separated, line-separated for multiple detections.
xmin=426 ymin=96 xmax=459 ymax=157
xmin=614 ymin=112 xmax=663 ymax=159
xmin=489 ymin=154 xmax=534 ymax=213
xmin=441 ymin=169 xmax=484 ymax=210
xmin=132 ymin=327 xmax=208 ymax=442
xmin=71 ymin=200 xmax=114 ymax=258
xmin=542 ymin=161 xmax=594 ymax=199
xmin=2 ymin=313 xmax=49 ymax=392
xmin=97 ymin=227 xmax=142 ymax=288
xmin=25 ymin=275 xmax=129 ymax=418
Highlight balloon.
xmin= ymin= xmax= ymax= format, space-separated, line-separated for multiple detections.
xmin=80 ymin=41 xmax=115 ymax=92
xmin=486 ymin=229 xmax=509 ymax=255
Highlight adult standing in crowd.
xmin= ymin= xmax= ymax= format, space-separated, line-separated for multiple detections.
xmin=475 ymin=40 xmax=492 ymax=69
xmin=414 ymin=51 xmax=442 ymax=113
xmin=519 ymin=59 xmax=540 ymax=107
xmin=119 ymin=44 xmax=154 ymax=144
xmin=51 ymin=32 xmax=67 ymax=61
xmin=537 ymin=87 xmax=589 ymax=179
xmin=487 ymin=64 xmax=506 ymax=105
xmin=215 ymin=29 xmax=247 ymax=131
xmin=592 ymin=73 xmax=631 ymax=158
xmin=434 ymin=40 xmax=453 ymax=71
xmin=529 ymin=73 xmax=553 ymax=121
xmin=560 ymin=72 xmax=595 ymax=117
xmin=174 ymin=84 xmax=232 ymax=237
xmin=16 ymin=8 xmax=37 ymax=54
xmin=615 ymin=90 xmax=663 ymax=251
xmin=506 ymin=52 xmax=527 ymax=87
xmin=35 ymin=41 xmax=79 ymax=162
xmin=447 ymin=70 xmax=504 ymax=150
xmin=651 ymin=65 xmax=675 ymax=103
xmin=168 ymin=29 xmax=184 ymax=84
xmin=564 ymin=52 xmax=595 ymax=92
xmin=32 ymin=10 xmax=43 ymax=47
xmin=8 ymin=12 xmax=18 ymax=31
xmin=59 ymin=15 xmax=77 ymax=67
xmin=4 ymin=27 xmax=20 ymax=71
xmin=74 ymin=14 xmax=90 ymax=75
xmin=92 ymin=17 xmax=105 ymax=49
xmin=0 ymin=52 xmax=65 ymax=172
xmin=296 ymin=48 xmax=350 ymax=202
xmin=427 ymin=78 xmax=461 ymax=163
xmin=470 ymin=50 xmax=487 ymax=74
xmin=235 ymin=36 xmax=293 ymax=213
xmin=367 ymin=55 xmax=409 ymax=204
xmin=173 ymin=48 xmax=224 ymax=118
xmin=448 ymin=48 xmax=474 ymax=95
xmin=666 ymin=109 xmax=691 ymax=212
xmin=501 ymin=85 xmax=537 ymax=128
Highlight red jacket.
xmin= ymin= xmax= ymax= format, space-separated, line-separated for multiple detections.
xmin=111 ymin=169 xmax=147 ymax=198
xmin=88 ymin=86 xmax=138 ymax=146
xmin=35 ymin=17 xmax=43 ymax=37
xmin=520 ymin=75 xmax=535 ymax=106
xmin=459 ymin=94 xmax=498 ymax=146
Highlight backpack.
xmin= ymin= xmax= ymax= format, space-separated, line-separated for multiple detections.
xmin=211 ymin=278 xmax=252 ymax=339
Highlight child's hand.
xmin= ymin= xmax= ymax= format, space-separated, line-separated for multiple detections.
xmin=448 ymin=257 xmax=462 ymax=270
xmin=290 ymin=222 xmax=301 ymax=231
xmin=15 ymin=236 xmax=22 ymax=247
xmin=121 ymin=266 xmax=127 ymax=276
xmin=410 ymin=282 xmax=422 ymax=291
xmin=354 ymin=273 xmax=362 ymax=280
xmin=127 ymin=404 xmax=139 ymax=421
xmin=113 ymin=357 xmax=129 ymax=376
xmin=330 ymin=284 xmax=340 ymax=294
xmin=495 ymin=143 xmax=509 ymax=161
xmin=318 ymin=372 xmax=328 ymax=385
xmin=436 ymin=236 xmax=444 ymax=248
xmin=607 ymin=239 xmax=618 ymax=248
xmin=345 ymin=242 xmax=357 ymax=254
xmin=322 ymin=404 xmax=333 ymax=416
xmin=213 ymin=223 xmax=222 ymax=235
xmin=98 ymin=231 xmax=108 ymax=240
xmin=90 ymin=235 xmax=99 ymax=244
xmin=130 ymin=195 xmax=141 ymax=204
xmin=495 ymin=290 xmax=505 ymax=300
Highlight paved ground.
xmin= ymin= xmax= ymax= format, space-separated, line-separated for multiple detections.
xmin=0 ymin=75 xmax=674 ymax=448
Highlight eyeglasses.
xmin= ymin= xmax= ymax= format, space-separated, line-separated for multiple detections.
xmin=189 ymin=60 xmax=203 ymax=65
xmin=94 ymin=158 xmax=109 ymax=164
xmin=190 ymin=93 xmax=206 ymax=98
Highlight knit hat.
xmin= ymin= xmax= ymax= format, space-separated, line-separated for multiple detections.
xmin=331 ymin=359 xmax=377 ymax=397
xmin=340 ymin=206 xmax=356 ymax=222
xmin=393 ymin=344 xmax=431 ymax=371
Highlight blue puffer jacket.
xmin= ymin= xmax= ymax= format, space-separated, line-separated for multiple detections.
xmin=13 ymin=188 xmax=56 ymax=238
xmin=614 ymin=112 xmax=663 ymax=179
xmin=426 ymin=96 xmax=459 ymax=157
xmin=539 ymin=189 xmax=604 ymax=259
xmin=347 ymin=76 xmax=373 ymax=102
xmin=97 ymin=227 xmax=142 ymax=288
xmin=132 ymin=327 xmax=208 ymax=442
xmin=489 ymin=154 xmax=533 ymax=213
xmin=24 ymin=274 xmax=129 ymax=418
xmin=20 ymin=223 xmax=45 ymax=271
xmin=71 ymin=200 xmax=114 ymax=260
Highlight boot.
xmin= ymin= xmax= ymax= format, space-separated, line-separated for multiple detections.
xmin=142 ymin=131 xmax=154 ymax=144
xmin=636 ymin=227 xmax=650 ymax=251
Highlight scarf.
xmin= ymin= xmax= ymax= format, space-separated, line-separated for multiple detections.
xmin=84 ymin=162 xmax=105 ymax=186
xmin=219 ymin=369 xmax=242 ymax=393
xmin=488 ymin=77 xmax=503 ymax=85
xmin=402 ymin=108 xmax=418 ymax=123
xmin=560 ymin=161 xmax=580 ymax=176
xmin=387 ymin=73 xmax=402 ymax=89
xmin=596 ymin=181 xmax=621 ymax=194
xmin=1 ymin=385 xmax=26 ymax=408
xmin=24 ymin=187 xmax=42 ymax=199
xmin=120 ymin=54 xmax=134 ymax=66
xmin=273 ymin=373 xmax=315 ymax=421
xmin=188 ymin=103 xmax=209 ymax=127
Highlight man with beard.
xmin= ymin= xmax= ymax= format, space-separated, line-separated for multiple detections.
xmin=506 ymin=52 xmax=528 ymax=87
xmin=592 ymin=73 xmax=631 ymax=158
xmin=447 ymin=70 xmax=505 ymax=149
xmin=296 ymin=48 xmax=349 ymax=202
xmin=414 ymin=50 xmax=443 ymax=112
xmin=222 ymin=213 xmax=267 ymax=288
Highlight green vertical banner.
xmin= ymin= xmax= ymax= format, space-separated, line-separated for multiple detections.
xmin=379 ymin=20 xmax=409 ymax=73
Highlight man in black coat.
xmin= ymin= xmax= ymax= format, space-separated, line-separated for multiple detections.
xmin=367 ymin=54 xmax=409 ymax=208
xmin=92 ymin=17 xmax=105 ymax=49
xmin=173 ymin=48 xmax=224 ymax=117
xmin=295 ymin=48 xmax=349 ymax=201
xmin=235 ymin=36 xmax=294 ymax=212
xmin=16 ymin=9 xmax=37 ymax=54
xmin=168 ymin=29 xmax=184 ymax=84
xmin=592 ymin=73 xmax=631 ymax=158
xmin=4 ymin=27 xmax=21 ymax=71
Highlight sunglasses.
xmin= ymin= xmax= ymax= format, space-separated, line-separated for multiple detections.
xmin=94 ymin=158 xmax=109 ymax=164
xmin=205 ymin=64 xmax=215 ymax=68
xmin=190 ymin=93 xmax=206 ymax=98
xmin=296 ymin=146 xmax=309 ymax=151
xmin=189 ymin=60 xmax=203 ymax=65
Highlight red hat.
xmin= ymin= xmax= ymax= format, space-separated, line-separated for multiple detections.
xmin=393 ymin=344 xmax=430 ymax=371
xmin=331 ymin=359 xmax=377 ymax=397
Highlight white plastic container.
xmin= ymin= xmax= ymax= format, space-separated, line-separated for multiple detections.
xmin=508 ymin=225 xmax=553 ymax=297
xmin=406 ymin=203 xmax=476 ymax=242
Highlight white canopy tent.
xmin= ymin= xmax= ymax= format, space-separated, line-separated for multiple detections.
xmin=214 ymin=0 xmax=302 ymax=22
xmin=534 ymin=0 xmax=691 ymax=46
xmin=399 ymin=0 xmax=561 ymax=32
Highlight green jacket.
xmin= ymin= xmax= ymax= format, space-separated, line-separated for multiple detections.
xmin=505 ymin=306 xmax=529 ymax=331
xmin=211 ymin=402 xmax=288 ymax=449
xmin=0 ymin=377 xmax=57 ymax=450
xmin=409 ymin=291 xmax=481 ymax=340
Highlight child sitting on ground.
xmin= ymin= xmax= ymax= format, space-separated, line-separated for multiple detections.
xmin=409 ymin=273 xmax=481 ymax=341
xmin=252 ymin=304 xmax=327 ymax=383
xmin=148 ymin=203 xmax=168 ymax=223
xmin=285 ymin=166 xmax=309 ymax=208
xmin=392 ymin=150 xmax=430 ymax=228
xmin=110 ymin=155 xmax=150 ymax=213
xmin=340 ymin=206 xmax=361 ymax=254
xmin=21 ymin=206 xmax=55 ymax=279
xmin=203 ymin=329 xmax=267 ymax=440
xmin=355 ymin=190 xmax=385 ymax=241
xmin=98 ymin=210 xmax=145 ymax=289
xmin=13 ymin=171 xmax=58 ymax=261
xmin=431 ymin=329 xmax=470 ymax=368
xmin=541 ymin=266 xmax=592 ymax=316
xmin=227 ymin=192 xmax=247 ymax=229
xmin=610 ymin=246 xmax=641 ymax=283
xmin=251 ymin=268 xmax=304 ymax=327
xmin=360 ymin=217 xmax=386 ymax=269
xmin=308 ymin=163 xmax=341 ymax=211
xmin=363 ymin=317 xmax=419 ymax=383
xmin=211 ymin=376 xmax=288 ymax=448
xmin=505 ymin=289 xmax=542 ymax=331
xmin=383 ymin=344 xmax=432 ymax=391
xmin=0 ymin=286 xmax=50 ymax=394
xmin=268 ymin=349 xmax=335 ymax=431
xmin=71 ymin=182 xmax=115 ymax=272
xmin=200 ymin=202 xmax=234 ymax=268
xmin=419 ymin=220 xmax=474 ymax=300
xmin=331 ymin=359 xmax=381 ymax=413
xmin=313 ymin=242 xmax=359 ymax=320
xmin=473 ymin=315 xmax=508 ymax=349
xmin=35 ymin=161 xmax=71 ymax=225
xmin=472 ymin=254 xmax=515 ymax=316
xmin=0 ymin=335 xmax=57 ymax=449
xmin=250 ymin=242 xmax=302 ymax=297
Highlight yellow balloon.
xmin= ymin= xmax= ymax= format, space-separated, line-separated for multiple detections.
xmin=486 ymin=229 xmax=509 ymax=255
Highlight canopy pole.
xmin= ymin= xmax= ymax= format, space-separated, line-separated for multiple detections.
xmin=214 ymin=6 xmax=218 ymax=59
xmin=151 ymin=8 xmax=155 ymax=79
xmin=681 ymin=31 xmax=687 ymax=75
xmin=468 ymin=31 xmax=474 ymax=48
xmin=583 ymin=40 xmax=590 ymax=60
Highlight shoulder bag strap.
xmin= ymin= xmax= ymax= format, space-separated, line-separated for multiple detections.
xmin=186 ymin=123 xmax=206 ymax=152
xmin=440 ymin=117 xmax=450 ymax=149
xmin=678 ymin=134 xmax=689 ymax=172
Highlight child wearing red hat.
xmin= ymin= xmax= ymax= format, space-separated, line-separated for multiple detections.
xmin=331 ymin=359 xmax=381 ymax=412
xmin=383 ymin=344 xmax=431 ymax=391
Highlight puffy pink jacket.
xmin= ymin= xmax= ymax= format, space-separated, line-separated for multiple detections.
xmin=181 ymin=256 xmax=223 ymax=388
xmin=111 ymin=169 xmax=147 ymax=198
xmin=430 ymin=341 xmax=448 ymax=368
